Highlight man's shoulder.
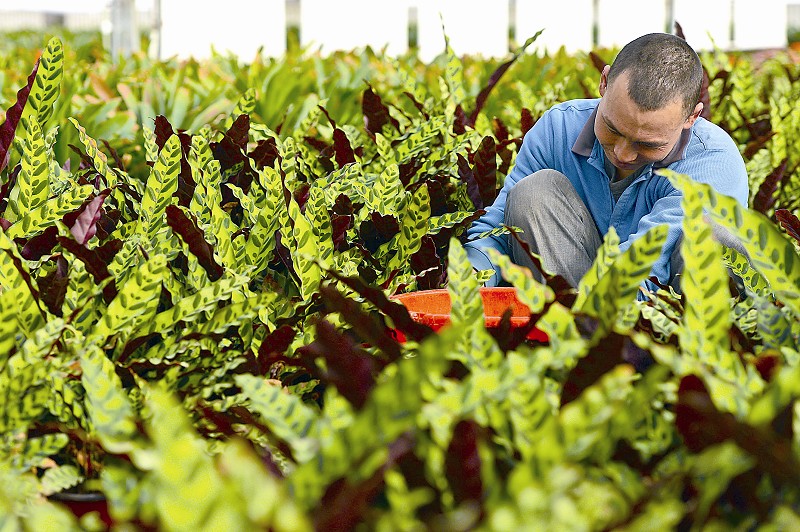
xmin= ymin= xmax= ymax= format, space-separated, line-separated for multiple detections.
xmin=688 ymin=117 xmax=738 ymax=152
xmin=548 ymin=98 xmax=600 ymax=115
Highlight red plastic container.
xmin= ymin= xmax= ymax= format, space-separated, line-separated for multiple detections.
xmin=390 ymin=287 xmax=548 ymax=342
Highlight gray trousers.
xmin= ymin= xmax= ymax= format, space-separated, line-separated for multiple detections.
xmin=505 ymin=170 xmax=601 ymax=287
xmin=504 ymin=169 xmax=748 ymax=290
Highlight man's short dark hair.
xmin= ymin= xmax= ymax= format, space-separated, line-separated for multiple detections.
xmin=607 ymin=33 xmax=703 ymax=118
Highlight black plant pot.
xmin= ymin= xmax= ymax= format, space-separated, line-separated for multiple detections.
xmin=48 ymin=491 xmax=113 ymax=528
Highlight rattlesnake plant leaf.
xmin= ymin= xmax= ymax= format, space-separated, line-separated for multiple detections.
xmin=670 ymin=172 xmax=732 ymax=360
xmin=663 ymin=169 xmax=800 ymax=316
xmin=236 ymin=374 xmax=322 ymax=463
xmin=138 ymin=134 xmax=180 ymax=245
xmin=288 ymin=325 xmax=449 ymax=510
xmin=8 ymin=115 xmax=49 ymax=222
xmin=284 ymin=193 xmax=323 ymax=301
xmin=447 ymin=239 xmax=504 ymax=370
xmin=305 ymin=185 xmax=333 ymax=269
xmin=91 ymin=254 xmax=166 ymax=350
xmin=4 ymin=184 xmax=93 ymax=240
xmin=382 ymin=184 xmax=430 ymax=283
xmin=573 ymin=224 xmax=669 ymax=339
xmin=0 ymin=232 xmax=45 ymax=335
xmin=223 ymin=88 xmax=256 ymax=131
xmin=67 ymin=118 xmax=118 ymax=187
xmin=39 ymin=464 xmax=82 ymax=496
xmin=81 ymin=343 xmax=138 ymax=453
xmin=574 ymin=227 xmax=621 ymax=310
xmin=24 ymin=36 xmax=63 ymax=130
xmin=488 ymin=250 xmax=554 ymax=312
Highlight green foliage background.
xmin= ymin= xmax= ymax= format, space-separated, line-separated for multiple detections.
xmin=0 ymin=30 xmax=798 ymax=530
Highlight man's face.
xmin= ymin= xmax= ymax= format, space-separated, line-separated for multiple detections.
xmin=594 ymin=66 xmax=701 ymax=178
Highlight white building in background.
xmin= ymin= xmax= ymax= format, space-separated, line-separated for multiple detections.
xmin=0 ymin=0 xmax=797 ymax=60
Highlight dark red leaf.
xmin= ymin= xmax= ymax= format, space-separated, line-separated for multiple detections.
xmin=38 ymin=255 xmax=69 ymax=316
xmin=520 ymin=108 xmax=535 ymax=136
xmin=775 ymin=209 xmax=800 ymax=243
xmin=0 ymin=59 xmax=38 ymax=174
xmin=676 ymin=375 xmax=800 ymax=485
xmin=457 ymin=153 xmax=482 ymax=209
xmin=249 ymin=137 xmax=279 ymax=169
xmin=330 ymin=213 xmax=352 ymax=251
xmin=333 ymin=128 xmax=356 ymax=167
xmin=453 ymin=104 xmax=467 ymax=135
xmin=445 ymin=420 xmax=484 ymax=506
xmin=398 ymin=158 xmax=422 ymax=187
xmin=473 ymin=136 xmax=498 ymax=207
xmin=753 ymin=158 xmax=787 ymax=214
xmin=297 ymin=317 xmax=378 ymax=410
xmin=67 ymin=191 xmax=109 ymax=245
xmin=57 ymin=236 xmax=119 ymax=303
xmin=560 ymin=325 xmax=625 ymax=407
xmin=362 ymin=84 xmax=399 ymax=138
xmin=314 ymin=435 xmax=413 ymax=531
xmin=165 ymin=205 xmax=224 ymax=281
xmin=319 ymin=283 xmax=401 ymax=364
xmin=589 ymin=51 xmax=608 ymax=74
xmin=410 ymin=236 xmax=443 ymax=291
xmin=326 ymin=270 xmax=434 ymax=343
xmin=20 ymin=226 xmax=59 ymax=261
xmin=257 ymin=325 xmax=297 ymax=375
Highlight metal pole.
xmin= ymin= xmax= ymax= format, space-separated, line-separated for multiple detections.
xmin=110 ymin=0 xmax=138 ymax=59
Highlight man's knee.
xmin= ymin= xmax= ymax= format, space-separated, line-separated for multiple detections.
xmin=506 ymin=169 xmax=570 ymax=217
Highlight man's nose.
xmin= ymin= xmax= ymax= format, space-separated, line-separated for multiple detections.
xmin=614 ymin=141 xmax=637 ymax=163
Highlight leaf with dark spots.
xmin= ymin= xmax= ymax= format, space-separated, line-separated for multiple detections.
xmin=362 ymin=84 xmax=399 ymax=138
xmin=445 ymin=420 xmax=484 ymax=506
xmin=313 ymin=435 xmax=413 ymax=532
xmin=57 ymin=236 xmax=119 ymax=303
xmin=297 ymin=318 xmax=377 ymax=410
xmin=319 ymin=283 xmax=400 ymax=363
xmin=403 ymin=91 xmax=429 ymax=119
xmin=257 ymin=324 xmax=296 ymax=375
xmin=520 ymin=108 xmax=535 ymax=135
xmin=560 ymin=324 xmax=625 ymax=407
xmin=332 ymin=128 xmax=356 ymax=167
xmin=589 ymin=51 xmax=608 ymax=74
xmin=38 ymin=255 xmax=69 ymax=317
xmin=249 ymin=137 xmax=279 ymax=169
xmin=65 ymin=190 xmax=109 ymax=245
xmin=458 ymin=153 xmax=482 ymax=209
xmin=165 ymin=205 xmax=224 ymax=281
xmin=676 ymin=374 xmax=800 ymax=485
xmin=453 ymin=104 xmax=468 ymax=135
xmin=326 ymin=270 xmax=434 ymax=343
xmin=21 ymin=226 xmax=59 ymax=261
xmin=774 ymin=209 xmax=800 ymax=245
xmin=0 ymin=58 xmax=38 ymax=173
xmin=473 ymin=136 xmax=498 ymax=208
xmin=753 ymin=158 xmax=787 ymax=214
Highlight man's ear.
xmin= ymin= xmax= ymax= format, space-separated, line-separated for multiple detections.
xmin=598 ymin=65 xmax=611 ymax=96
xmin=684 ymin=102 xmax=704 ymax=128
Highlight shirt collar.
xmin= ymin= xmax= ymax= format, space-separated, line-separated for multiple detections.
xmin=571 ymin=105 xmax=692 ymax=168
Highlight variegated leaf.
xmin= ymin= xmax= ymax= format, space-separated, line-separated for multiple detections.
xmin=25 ymin=36 xmax=64 ymax=128
xmin=138 ymin=134 xmax=180 ymax=244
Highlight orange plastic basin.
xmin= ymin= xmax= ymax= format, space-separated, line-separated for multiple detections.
xmin=390 ymin=287 xmax=548 ymax=342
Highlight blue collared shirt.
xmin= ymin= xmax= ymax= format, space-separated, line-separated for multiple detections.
xmin=465 ymin=98 xmax=749 ymax=287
